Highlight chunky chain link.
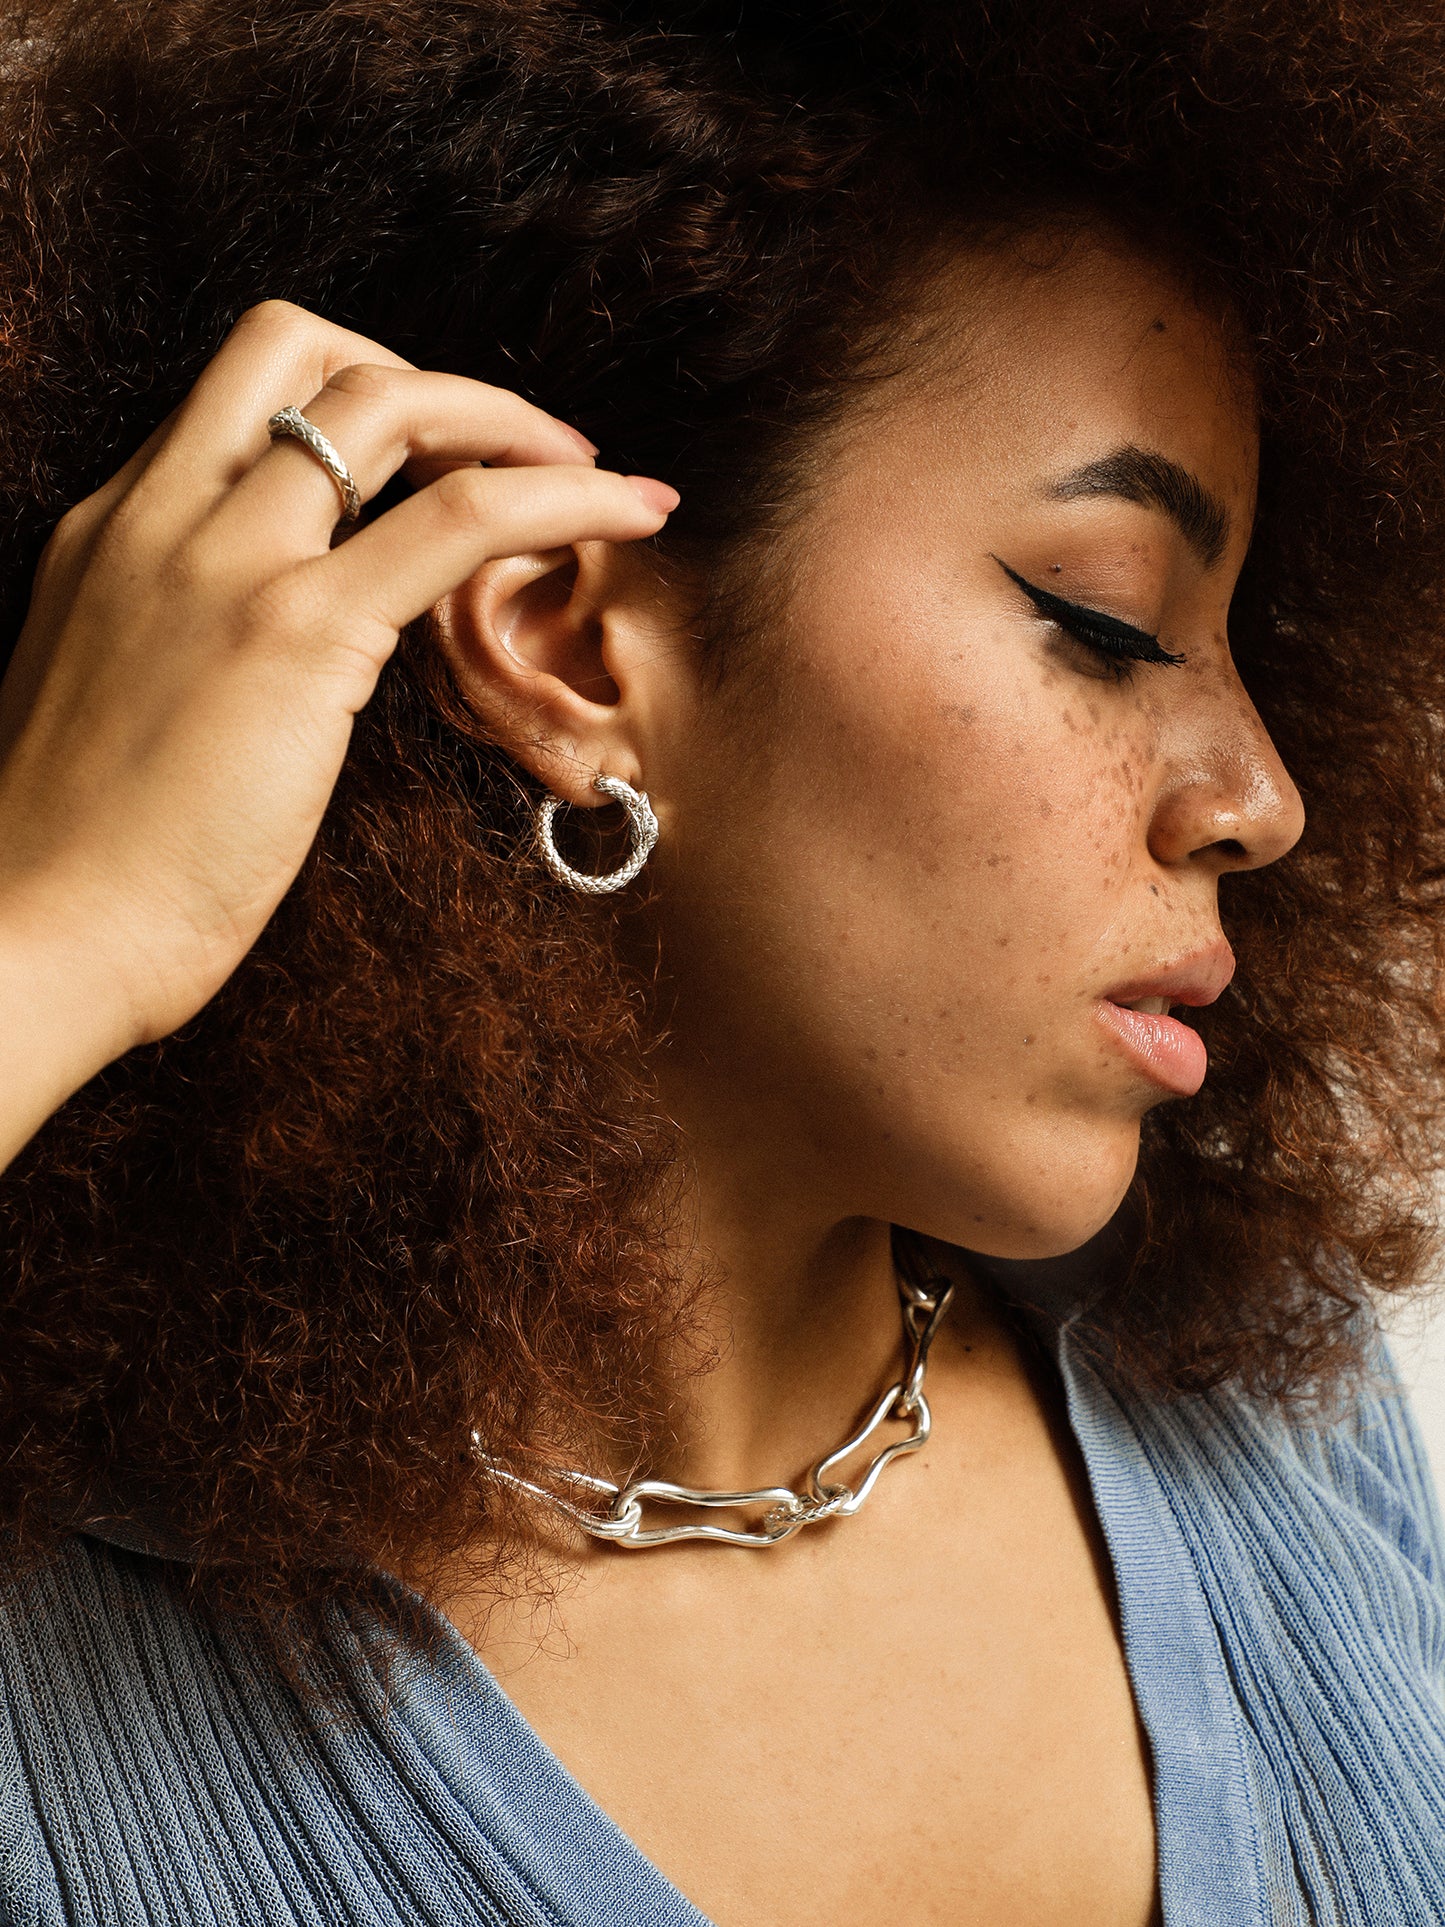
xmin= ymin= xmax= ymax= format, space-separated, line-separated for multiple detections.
xmin=473 ymin=1265 xmax=955 ymax=1549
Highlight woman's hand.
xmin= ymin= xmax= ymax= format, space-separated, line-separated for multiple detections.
xmin=0 ymin=299 xmax=677 ymax=1169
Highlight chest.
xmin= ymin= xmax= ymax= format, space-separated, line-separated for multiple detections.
xmin=453 ymin=1334 xmax=1162 ymax=1927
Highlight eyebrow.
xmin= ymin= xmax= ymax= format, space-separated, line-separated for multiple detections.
xmin=1045 ymin=444 xmax=1231 ymax=569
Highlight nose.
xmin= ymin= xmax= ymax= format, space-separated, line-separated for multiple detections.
xmin=1147 ymin=672 xmax=1305 ymax=875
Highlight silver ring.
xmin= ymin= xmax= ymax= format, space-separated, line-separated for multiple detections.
xmin=535 ymin=775 xmax=659 ymax=894
xmin=266 ymin=404 xmax=361 ymax=525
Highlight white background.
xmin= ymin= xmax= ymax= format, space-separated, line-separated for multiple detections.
xmin=1381 ymin=1288 xmax=1445 ymax=1492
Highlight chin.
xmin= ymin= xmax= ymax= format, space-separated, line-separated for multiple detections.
xmin=919 ymin=1112 xmax=1141 ymax=1263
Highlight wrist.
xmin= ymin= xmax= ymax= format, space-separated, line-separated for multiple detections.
xmin=0 ymin=890 xmax=147 ymax=1169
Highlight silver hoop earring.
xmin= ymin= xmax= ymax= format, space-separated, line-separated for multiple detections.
xmin=535 ymin=774 xmax=659 ymax=894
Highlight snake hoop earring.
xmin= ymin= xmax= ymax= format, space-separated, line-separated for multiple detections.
xmin=535 ymin=774 xmax=659 ymax=894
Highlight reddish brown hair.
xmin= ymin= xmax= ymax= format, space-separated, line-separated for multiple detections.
xmin=2 ymin=0 xmax=1445 ymax=1627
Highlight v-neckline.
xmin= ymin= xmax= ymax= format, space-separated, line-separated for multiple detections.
xmin=376 ymin=1312 xmax=1267 ymax=1927
xmin=80 ymin=1289 xmax=1269 ymax=1926
xmin=371 ymin=1572 xmax=713 ymax=1926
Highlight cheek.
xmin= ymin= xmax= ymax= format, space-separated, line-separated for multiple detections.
xmin=770 ymin=628 xmax=1153 ymax=991
xmin=658 ymin=618 xmax=1159 ymax=1247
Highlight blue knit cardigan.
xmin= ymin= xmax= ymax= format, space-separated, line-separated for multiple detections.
xmin=2 ymin=1297 xmax=1444 ymax=1925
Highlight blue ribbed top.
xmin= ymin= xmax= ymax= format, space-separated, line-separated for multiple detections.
xmin=2 ymin=1306 xmax=1444 ymax=1925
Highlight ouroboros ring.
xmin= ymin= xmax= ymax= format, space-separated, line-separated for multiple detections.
xmin=266 ymin=404 xmax=362 ymax=526
xmin=535 ymin=774 xmax=659 ymax=894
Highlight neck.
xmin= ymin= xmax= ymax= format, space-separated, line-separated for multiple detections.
xmin=641 ymin=1036 xmax=957 ymax=1492
xmin=606 ymin=936 xmax=981 ymax=1499
xmin=662 ymin=1199 xmax=905 ymax=1492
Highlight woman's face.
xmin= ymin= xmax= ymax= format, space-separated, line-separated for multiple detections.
xmin=640 ymin=231 xmax=1304 ymax=1260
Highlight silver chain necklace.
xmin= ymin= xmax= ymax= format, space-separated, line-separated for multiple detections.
xmin=472 ymin=1263 xmax=955 ymax=1549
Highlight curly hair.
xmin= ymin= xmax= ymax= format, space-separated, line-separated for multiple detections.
xmin=1 ymin=0 xmax=1445 ymax=1628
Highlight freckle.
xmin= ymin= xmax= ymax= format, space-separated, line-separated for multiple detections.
xmin=1149 ymin=883 xmax=1160 ymax=896
xmin=986 ymin=852 xmax=1004 ymax=868
xmin=1039 ymin=798 xmax=1053 ymax=819
xmin=995 ymin=935 xmax=1010 ymax=948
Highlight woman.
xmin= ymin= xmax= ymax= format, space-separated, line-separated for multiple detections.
xmin=0 ymin=0 xmax=1443 ymax=1921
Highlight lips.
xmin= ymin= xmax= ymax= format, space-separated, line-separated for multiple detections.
xmin=1094 ymin=944 xmax=1235 ymax=1097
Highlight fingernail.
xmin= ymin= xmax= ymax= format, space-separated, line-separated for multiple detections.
xmin=560 ymin=422 xmax=599 ymax=456
xmin=626 ymin=475 xmax=681 ymax=515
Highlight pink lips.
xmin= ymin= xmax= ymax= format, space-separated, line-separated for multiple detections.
xmin=1094 ymin=945 xmax=1235 ymax=1098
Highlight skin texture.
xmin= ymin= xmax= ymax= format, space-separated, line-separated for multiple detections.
xmin=0 ymin=235 xmax=1302 ymax=1925
xmin=457 ymin=1264 xmax=1162 ymax=1927
xmin=438 ymin=232 xmax=1302 ymax=1488
xmin=429 ymin=234 xmax=1303 ymax=1925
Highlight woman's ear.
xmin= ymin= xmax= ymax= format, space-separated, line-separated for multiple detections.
xmin=432 ymin=539 xmax=679 ymax=807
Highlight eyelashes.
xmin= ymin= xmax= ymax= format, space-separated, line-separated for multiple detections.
xmin=992 ymin=557 xmax=1186 ymax=672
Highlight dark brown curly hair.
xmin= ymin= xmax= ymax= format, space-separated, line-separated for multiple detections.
xmin=2 ymin=0 xmax=1445 ymax=1628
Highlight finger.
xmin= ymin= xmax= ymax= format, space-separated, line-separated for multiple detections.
xmin=213 ymin=366 xmax=599 ymax=560
xmin=293 ymin=464 xmax=678 ymax=646
xmin=123 ymin=301 xmax=420 ymax=533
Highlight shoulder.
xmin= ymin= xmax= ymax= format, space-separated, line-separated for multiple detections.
xmin=1075 ymin=1308 xmax=1445 ymax=1631
xmin=1069 ymin=1312 xmax=1445 ymax=1914
xmin=0 ymin=1533 xmax=356 ymax=1925
xmin=985 ymin=1234 xmax=1445 ymax=1604
xmin=0 ymin=1534 xmax=166 ymax=1926
xmin=1138 ymin=1317 xmax=1445 ymax=1612
xmin=1290 ymin=1325 xmax=1445 ymax=1582
xmin=0 ymin=1532 xmax=568 ymax=1927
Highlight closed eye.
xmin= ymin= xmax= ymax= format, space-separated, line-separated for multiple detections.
xmin=993 ymin=557 xmax=1185 ymax=672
